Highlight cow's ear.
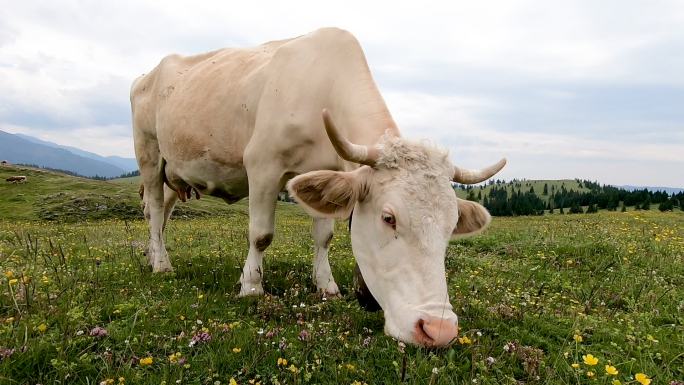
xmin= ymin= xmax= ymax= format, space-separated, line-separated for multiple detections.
xmin=287 ymin=167 xmax=370 ymax=219
xmin=452 ymin=198 xmax=492 ymax=239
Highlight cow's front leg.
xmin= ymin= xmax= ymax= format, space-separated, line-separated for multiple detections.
xmin=238 ymin=174 xmax=280 ymax=297
xmin=312 ymin=217 xmax=340 ymax=297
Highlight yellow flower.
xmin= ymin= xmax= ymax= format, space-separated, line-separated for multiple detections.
xmin=635 ymin=373 xmax=651 ymax=385
xmin=611 ymin=380 xmax=621 ymax=385
xmin=605 ymin=365 xmax=618 ymax=375
xmin=586 ymin=371 xmax=595 ymax=378
xmin=4 ymin=271 xmax=14 ymax=278
xmin=139 ymin=356 xmax=153 ymax=366
xmin=573 ymin=334 xmax=583 ymax=343
xmin=37 ymin=323 xmax=47 ymax=333
xmin=168 ymin=352 xmax=181 ymax=363
xmin=8 ymin=278 xmax=18 ymax=285
xmin=232 ymin=347 xmax=241 ymax=353
xmin=277 ymin=357 xmax=288 ymax=366
xmin=458 ymin=336 xmax=472 ymax=345
xmin=582 ymin=354 xmax=598 ymax=366
xmin=571 ymin=363 xmax=580 ymax=369
xmin=229 ymin=378 xmax=238 ymax=385
xmin=118 ymin=377 xmax=125 ymax=384
xmin=287 ymin=364 xmax=298 ymax=373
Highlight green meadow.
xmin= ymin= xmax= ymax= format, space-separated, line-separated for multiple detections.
xmin=1 ymin=165 xmax=683 ymax=384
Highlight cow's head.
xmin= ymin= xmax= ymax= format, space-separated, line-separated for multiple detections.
xmin=287 ymin=110 xmax=505 ymax=347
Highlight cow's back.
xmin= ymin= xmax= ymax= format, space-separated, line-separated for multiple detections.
xmin=131 ymin=28 xmax=391 ymax=196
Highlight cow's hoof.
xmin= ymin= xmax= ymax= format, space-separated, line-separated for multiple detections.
xmin=238 ymin=284 xmax=264 ymax=297
xmin=319 ymin=282 xmax=341 ymax=299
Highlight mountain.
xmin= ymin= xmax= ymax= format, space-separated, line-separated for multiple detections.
xmin=12 ymin=132 xmax=138 ymax=172
xmin=617 ymin=185 xmax=684 ymax=195
xmin=0 ymin=130 xmax=127 ymax=178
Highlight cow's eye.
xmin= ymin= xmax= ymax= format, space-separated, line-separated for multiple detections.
xmin=381 ymin=212 xmax=396 ymax=229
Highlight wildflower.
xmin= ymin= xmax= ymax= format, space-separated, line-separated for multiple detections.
xmin=287 ymin=364 xmax=298 ymax=373
xmin=486 ymin=356 xmax=496 ymax=365
xmin=573 ymin=334 xmax=583 ymax=343
xmin=277 ymin=357 xmax=288 ymax=366
xmin=189 ymin=331 xmax=211 ymax=347
xmin=90 ymin=326 xmax=108 ymax=338
xmin=298 ymin=329 xmax=310 ymax=341
xmin=634 ymin=373 xmax=651 ymax=385
xmin=229 ymin=379 xmax=237 ymax=385
xmin=646 ymin=334 xmax=659 ymax=343
xmin=586 ymin=371 xmax=595 ymax=378
xmin=8 ymin=278 xmax=18 ymax=285
xmin=232 ymin=347 xmax=241 ymax=353
xmin=345 ymin=363 xmax=356 ymax=371
xmin=0 ymin=348 xmax=16 ymax=360
xmin=139 ymin=356 xmax=153 ymax=366
xmin=362 ymin=336 xmax=372 ymax=347
xmin=4 ymin=271 xmax=13 ymax=278
xmin=118 ymin=378 xmax=125 ymax=384
xmin=168 ymin=352 xmax=182 ymax=364
xmin=37 ymin=323 xmax=47 ymax=333
xmin=458 ymin=336 xmax=472 ymax=345
xmin=605 ymin=365 xmax=618 ymax=375
xmin=571 ymin=363 xmax=580 ymax=369
xmin=582 ymin=354 xmax=598 ymax=366
xmin=100 ymin=379 xmax=115 ymax=385
xmin=611 ymin=380 xmax=621 ymax=385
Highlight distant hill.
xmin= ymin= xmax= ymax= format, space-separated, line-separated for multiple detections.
xmin=618 ymin=185 xmax=684 ymax=195
xmin=455 ymin=178 xmax=683 ymax=216
xmin=0 ymin=130 xmax=132 ymax=178
xmin=12 ymin=132 xmax=138 ymax=172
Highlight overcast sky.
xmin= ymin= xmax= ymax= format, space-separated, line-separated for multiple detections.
xmin=1 ymin=0 xmax=683 ymax=186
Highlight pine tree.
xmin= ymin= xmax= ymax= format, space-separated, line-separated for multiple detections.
xmin=543 ymin=183 xmax=548 ymax=195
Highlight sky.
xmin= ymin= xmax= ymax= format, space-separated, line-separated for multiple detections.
xmin=1 ymin=0 xmax=683 ymax=187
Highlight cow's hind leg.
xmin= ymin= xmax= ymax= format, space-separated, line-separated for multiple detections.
xmin=135 ymin=136 xmax=174 ymax=273
xmin=312 ymin=217 xmax=340 ymax=297
xmin=238 ymin=170 xmax=281 ymax=297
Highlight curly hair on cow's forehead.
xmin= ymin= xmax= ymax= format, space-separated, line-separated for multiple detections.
xmin=375 ymin=134 xmax=452 ymax=176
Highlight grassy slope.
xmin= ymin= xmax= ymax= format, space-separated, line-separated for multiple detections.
xmin=0 ymin=170 xmax=683 ymax=384
xmin=0 ymin=164 xmax=244 ymax=221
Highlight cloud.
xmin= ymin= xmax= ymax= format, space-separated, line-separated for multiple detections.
xmin=1 ymin=0 xmax=683 ymax=186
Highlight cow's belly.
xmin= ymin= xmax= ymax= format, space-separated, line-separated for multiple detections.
xmin=166 ymin=158 xmax=248 ymax=203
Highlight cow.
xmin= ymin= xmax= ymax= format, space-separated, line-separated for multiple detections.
xmin=131 ymin=28 xmax=505 ymax=347
xmin=5 ymin=176 xmax=27 ymax=184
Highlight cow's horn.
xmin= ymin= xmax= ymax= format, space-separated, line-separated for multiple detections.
xmin=453 ymin=158 xmax=507 ymax=184
xmin=322 ymin=109 xmax=378 ymax=166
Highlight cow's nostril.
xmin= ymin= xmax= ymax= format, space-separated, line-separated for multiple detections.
xmin=414 ymin=317 xmax=458 ymax=347
xmin=414 ymin=318 xmax=435 ymax=346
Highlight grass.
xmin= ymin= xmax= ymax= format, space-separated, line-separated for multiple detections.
xmin=1 ymin=169 xmax=683 ymax=384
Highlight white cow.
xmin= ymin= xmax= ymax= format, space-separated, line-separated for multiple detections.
xmin=131 ymin=28 xmax=505 ymax=347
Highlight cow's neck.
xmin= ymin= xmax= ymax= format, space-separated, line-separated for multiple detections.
xmin=335 ymin=81 xmax=401 ymax=149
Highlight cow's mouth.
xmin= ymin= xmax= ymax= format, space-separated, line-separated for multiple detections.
xmin=353 ymin=263 xmax=381 ymax=312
